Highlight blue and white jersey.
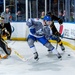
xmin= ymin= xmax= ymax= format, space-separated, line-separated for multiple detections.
xmin=43 ymin=25 xmax=53 ymax=40
xmin=26 ymin=18 xmax=44 ymax=38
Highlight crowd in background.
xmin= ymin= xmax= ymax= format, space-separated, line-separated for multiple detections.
xmin=0 ymin=0 xmax=75 ymax=22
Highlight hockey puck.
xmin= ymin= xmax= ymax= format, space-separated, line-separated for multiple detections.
xmin=68 ymin=54 xmax=70 ymax=56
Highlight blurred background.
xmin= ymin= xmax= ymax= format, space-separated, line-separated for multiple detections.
xmin=0 ymin=0 xmax=75 ymax=22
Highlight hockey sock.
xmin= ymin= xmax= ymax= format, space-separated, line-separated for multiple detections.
xmin=30 ymin=46 xmax=37 ymax=54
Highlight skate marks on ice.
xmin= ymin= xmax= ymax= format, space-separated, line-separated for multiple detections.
xmin=28 ymin=43 xmax=75 ymax=72
xmin=0 ymin=41 xmax=75 ymax=75
xmin=0 ymin=61 xmax=32 ymax=75
xmin=46 ymin=45 xmax=74 ymax=61
xmin=28 ymin=56 xmax=63 ymax=72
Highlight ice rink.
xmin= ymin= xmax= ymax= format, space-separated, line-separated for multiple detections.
xmin=0 ymin=41 xmax=75 ymax=75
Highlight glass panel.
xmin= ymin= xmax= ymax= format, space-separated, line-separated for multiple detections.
xmin=50 ymin=0 xmax=58 ymax=15
xmin=64 ymin=0 xmax=71 ymax=22
xmin=0 ymin=0 xmax=3 ymax=14
xmin=28 ymin=0 xmax=37 ymax=18
xmin=28 ymin=0 xmax=45 ymax=18
xmin=17 ymin=0 xmax=26 ymax=21
xmin=3 ymin=0 xmax=75 ymax=22
xmin=6 ymin=0 xmax=15 ymax=21
xmin=70 ymin=0 xmax=74 ymax=22
xmin=38 ymin=0 xmax=45 ymax=18
xmin=5 ymin=0 xmax=26 ymax=21
xmin=74 ymin=0 xmax=75 ymax=22
xmin=48 ymin=0 xmax=51 ymax=12
xmin=58 ymin=0 xmax=65 ymax=22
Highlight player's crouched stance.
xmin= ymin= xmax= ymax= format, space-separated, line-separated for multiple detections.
xmin=0 ymin=16 xmax=11 ymax=59
xmin=0 ymin=39 xmax=11 ymax=59
xmin=43 ymin=16 xmax=65 ymax=52
xmin=26 ymin=18 xmax=62 ymax=61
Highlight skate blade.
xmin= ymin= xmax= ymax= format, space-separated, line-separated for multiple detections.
xmin=35 ymin=58 xmax=39 ymax=61
xmin=58 ymin=57 xmax=62 ymax=60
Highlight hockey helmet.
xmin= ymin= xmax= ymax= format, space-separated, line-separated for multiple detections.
xmin=43 ymin=16 xmax=51 ymax=21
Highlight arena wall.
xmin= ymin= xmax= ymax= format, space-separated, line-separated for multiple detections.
xmin=11 ymin=22 xmax=75 ymax=40
xmin=10 ymin=21 xmax=75 ymax=50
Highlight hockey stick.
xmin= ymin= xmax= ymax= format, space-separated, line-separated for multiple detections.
xmin=0 ymin=28 xmax=30 ymax=61
xmin=12 ymin=49 xmax=26 ymax=61
xmin=9 ymin=41 xmax=33 ymax=61
xmin=12 ymin=48 xmax=33 ymax=61
xmin=61 ymin=37 xmax=75 ymax=40
xmin=1 ymin=39 xmax=34 ymax=61
xmin=56 ymin=25 xmax=63 ymax=49
xmin=56 ymin=36 xmax=59 ymax=50
xmin=0 ymin=39 xmax=26 ymax=61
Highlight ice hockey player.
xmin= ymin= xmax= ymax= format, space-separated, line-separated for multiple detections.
xmin=1 ymin=7 xmax=12 ymax=40
xmin=0 ymin=16 xmax=11 ymax=59
xmin=43 ymin=15 xmax=65 ymax=52
xmin=26 ymin=18 xmax=62 ymax=61
xmin=46 ymin=12 xmax=65 ymax=51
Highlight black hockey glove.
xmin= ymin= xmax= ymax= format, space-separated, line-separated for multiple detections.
xmin=58 ymin=19 xmax=63 ymax=24
xmin=55 ymin=32 xmax=61 ymax=37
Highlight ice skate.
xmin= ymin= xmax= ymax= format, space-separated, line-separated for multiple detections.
xmin=60 ymin=45 xmax=65 ymax=52
xmin=34 ymin=52 xmax=39 ymax=61
xmin=57 ymin=53 xmax=62 ymax=60
xmin=47 ymin=49 xmax=52 ymax=54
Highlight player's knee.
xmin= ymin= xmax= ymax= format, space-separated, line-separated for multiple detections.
xmin=44 ymin=42 xmax=54 ymax=50
xmin=27 ymin=39 xmax=34 ymax=47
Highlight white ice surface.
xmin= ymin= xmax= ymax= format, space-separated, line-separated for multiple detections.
xmin=0 ymin=41 xmax=75 ymax=75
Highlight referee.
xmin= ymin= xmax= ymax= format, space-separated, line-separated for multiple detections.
xmin=1 ymin=7 xmax=12 ymax=40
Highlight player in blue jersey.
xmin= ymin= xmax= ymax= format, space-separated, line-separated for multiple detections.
xmin=26 ymin=18 xmax=62 ymax=60
xmin=43 ymin=15 xmax=65 ymax=52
